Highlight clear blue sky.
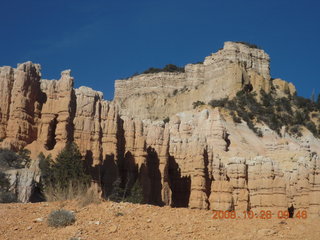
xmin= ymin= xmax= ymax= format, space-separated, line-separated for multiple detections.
xmin=0 ymin=0 xmax=319 ymax=100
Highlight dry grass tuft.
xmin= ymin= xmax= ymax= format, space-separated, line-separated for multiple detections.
xmin=77 ymin=183 xmax=102 ymax=207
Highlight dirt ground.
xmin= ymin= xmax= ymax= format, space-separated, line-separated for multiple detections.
xmin=0 ymin=201 xmax=319 ymax=240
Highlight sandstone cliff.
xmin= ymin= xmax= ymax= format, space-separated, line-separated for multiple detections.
xmin=114 ymin=41 xmax=279 ymax=120
xmin=1 ymin=42 xmax=320 ymax=219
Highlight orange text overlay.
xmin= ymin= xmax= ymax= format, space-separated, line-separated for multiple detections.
xmin=212 ymin=210 xmax=307 ymax=220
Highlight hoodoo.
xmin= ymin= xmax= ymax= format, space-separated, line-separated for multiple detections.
xmin=1 ymin=42 xmax=319 ymax=217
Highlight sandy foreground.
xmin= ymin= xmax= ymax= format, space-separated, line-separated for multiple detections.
xmin=0 ymin=201 xmax=319 ymax=240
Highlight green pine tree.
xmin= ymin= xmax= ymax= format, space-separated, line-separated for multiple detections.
xmin=108 ymin=176 xmax=143 ymax=204
xmin=125 ymin=179 xmax=144 ymax=204
xmin=38 ymin=152 xmax=53 ymax=192
xmin=40 ymin=143 xmax=91 ymax=200
xmin=51 ymin=143 xmax=91 ymax=189
xmin=108 ymin=177 xmax=126 ymax=202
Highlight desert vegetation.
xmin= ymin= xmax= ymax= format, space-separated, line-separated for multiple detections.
xmin=38 ymin=143 xmax=91 ymax=201
xmin=235 ymin=41 xmax=261 ymax=49
xmin=207 ymin=89 xmax=320 ymax=137
xmin=192 ymin=101 xmax=205 ymax=109
xmin=0 ymin=148 xmax=31 ymax=203
xmin=0 ymin=141 xmax=144 ymax=206
xmin=0 ymin=171 xmax=16 ymax=203
xmin=125 ymin=64 xmax=185 ymax=79
xmin=37 ymin=142 xmax=143 ymax=205
xmin=0 ymin=148 xmax=31 ymax=169
xmin=47 ymin=209 xmax=76 ymax=228
xmin=163 ymin=117 xmax=170 ymax=123
xmin=108 ymin=176 xmax=144 ymax=204
xmin=142 ymin=64 xmax=185 ymax=74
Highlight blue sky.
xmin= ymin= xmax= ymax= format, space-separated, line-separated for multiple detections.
xmin=0 ymin=0 xmax=319 ymax=100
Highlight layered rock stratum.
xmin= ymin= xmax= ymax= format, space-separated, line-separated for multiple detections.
xmin=1 ymin=42 xmax=320 ymax=218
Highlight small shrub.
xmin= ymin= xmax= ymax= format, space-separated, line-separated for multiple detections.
xmin=293 ymin=96 xmax=308 ymax=108
xmin=305 ymin=121 xmax=318 ymax=136
xmin=275 ymin=97 xmax=292 ymax=114
xmin=47 ymin=209 xmax=76 ymax=228
xmin=235 ymin=41 xmax=261 ymax=49
xmin=207 ymin=89 xmax=320 ymax=137
xmin=184 ymin=85 xmax=319 ymax=137
xmin=230 ymin=111 xmax=242 ymax=123
xmin=260 ymin=89 xmax=273 ymax=107
xmin=163 ymin=64 xmax=184 ymax=73
xmin=0 ymin=149 xmax=30 ymax=169
xmin=0 ymin=171 xmax=17 ymax=203
xmin=256 ymin=129 xmax=263 ymax=137
xmin=192 ymin=101 xmax=205 ymax=109
xmin=208 ymin=98 xmax=228 ymax=108
xmin=163 ymin=117 xmax=170 ymax=124
xmin=18 ymin=149 xmax=31 ymax=168
xmin=172 ymin=89 xmax=178 ymax=96
xmin=115 ymin=212 xmax=124 ymax=217
xmin=289 ymin=125 xmax=302 ymax=137
xmin=246 ymin=119 xmax=256 ymax=132
xmin=130 ymin=72 xmax=139 ymax=78
xmin=143 ymin=67 xmax=161 ymax=74
xmin=225 ymin=101 xmax=237 ymax=111
xmin=293 ymin=111 xmax=306 ymax=125
xmin=77 ymin=185 xmax=101 ymax=207
xmin=180 ymin=85 xmax=188 ymax=93
xmin=243 ymin=83 xmax=253 ymax=92
xmin=0 ymin=191 xmax=17 ymax=203
xmin=142 ymin=64 xmax=185 ymax=74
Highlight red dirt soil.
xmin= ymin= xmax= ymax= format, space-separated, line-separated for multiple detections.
xmin=0 ymin=201 xmax=319 ymax=240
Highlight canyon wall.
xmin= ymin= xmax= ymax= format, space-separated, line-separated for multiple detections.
xmin=0 ymin=42 xmax=320 ymax=218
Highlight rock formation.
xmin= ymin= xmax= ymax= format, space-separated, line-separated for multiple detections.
xmin=114 ymin=41 xmax=274 ymax=119
xmin=5 ymin=159 xmax=41 ymax=203
xmin=1 ymin=42 xmax=320 ymax=219
xmin=1 ymin=62 xmax=42 ymax=150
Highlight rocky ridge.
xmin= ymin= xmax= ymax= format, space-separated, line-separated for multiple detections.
xmin=114 ymin=41 xmax=295 ymax=119
xmin=1 ymin=42 xmax=320 ymax=218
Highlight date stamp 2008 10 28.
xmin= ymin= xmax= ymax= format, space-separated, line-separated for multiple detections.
xmin=212 ymin=210 xmax=307 ymax=220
